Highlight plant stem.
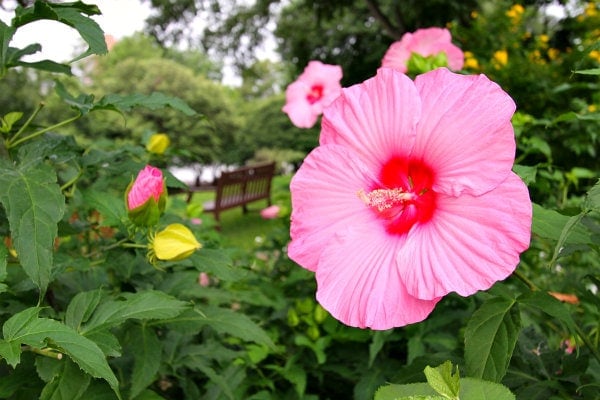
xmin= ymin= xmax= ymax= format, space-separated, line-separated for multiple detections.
xmin=7 ymin=113 xmax=81 ymax=148
xmin=513 ymin=269 xmax=539 ymax=291
xmin=8 ymin=102 xmax=45 ymax=146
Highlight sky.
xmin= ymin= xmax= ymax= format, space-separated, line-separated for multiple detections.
xmin=0 ymin=0 xmax=248 ymax=85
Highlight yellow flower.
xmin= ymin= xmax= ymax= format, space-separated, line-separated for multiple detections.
xmin=585 ymin=2 xmax=598 ymax=17
xmin=493 ymin=50 xmax=508 ymax=68
xmin=151 ymin=223 xmax=202 ymax=261
xmin=547 ymin=48 xmax=560 ymax=61
xmin=590 ymin=50 xmax=600 ymax=62
xmin=463 ymin=51 xmax=480 ymax=70
xmin=589 ymin=104 xmax=598 ymax=113
xmin=506 ymin=4 xmax=525 ymax=21
xmin=146 ymin=133 xmax=170 ymax=155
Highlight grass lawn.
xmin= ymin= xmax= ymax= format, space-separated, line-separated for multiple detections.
xmin=179 ymin=174 xmax=292 ymax=251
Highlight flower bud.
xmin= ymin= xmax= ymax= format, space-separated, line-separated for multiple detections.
xmin=146 ymin=133 xmax=170 ymax=155
xmin=152 ymin=223 xmax=201 ymax=261
xmin=126 ymin=165 xmax=166 ymax=227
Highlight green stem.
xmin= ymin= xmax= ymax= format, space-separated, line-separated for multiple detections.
xmin=8 ymin=102 xmax=45 ymax=146
xmin=84 ymin=238 xmax=146 ymax=258
xmin=60 ymin=168 xmax=83 ymax=192
xmin=7 ymin=113 xmax=81 ymax=148
xmin=513 ymin=269 xmax=539 ymax=291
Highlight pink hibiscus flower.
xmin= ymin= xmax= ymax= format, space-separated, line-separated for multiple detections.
xmin=382 ymin=27 xmax=464 ymax=73
xmin=288 ymin=67 xmax=532 ymax=330
xmin=282 ymin=60 xmax=343 ymax=128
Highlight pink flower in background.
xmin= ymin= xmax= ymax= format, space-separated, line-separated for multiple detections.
xmin=288 ymin=67 xmax=531 ymax=330
xmin=282 ymin=61 xmax=343 ymax=128
xmin=198 ymin=272 xmax=210 ymax=287
xmin=260 ymin=205 xmax=281 ymax=219
xmin=382 ymin=27 xmax=464 ymax=73
xmin=127 ymin=165 xmax=164 ymax=210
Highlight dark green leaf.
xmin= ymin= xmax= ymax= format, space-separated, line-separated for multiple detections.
xmin=374 ymin=383 xmax=439 ymax=400
xmin=584 ymin=179 xmax=600 ymax=212
xmin=94 ymin=92 xmax=197 ymax=116
xmin=512 ymin=165 xmax=536 ymax=185
xmin=464 ymin=297 xmax=520 ymax=382
xmin=0 ymin=161 xmax=65 ymax=293
xmin=129 ymin=325 xmax=162 ymax=400
xmin=163 ymin=306 xmax=276 ymax=350
xmin=82 ymin=290 xmax=189 ymax=334
xmin=189 ymin=249 xmax=240 ymax=281
xmin=39 ymin=358 xmax=91 ymax=400
xmin=517 ymin=291 xmax=578 ymax=337
xmin=82 ymin=190 xmax=126 ymax=227
xmin=1 ymin=307 xmax=120 ymax=398
xmin=532 ymin=203 xmax=591 ymax=244
xmin=65 ymin=289 xmax=104 ymax=330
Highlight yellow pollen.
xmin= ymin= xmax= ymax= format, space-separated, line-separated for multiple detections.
xmin=358 ymin=188 xmax=413 ymax=212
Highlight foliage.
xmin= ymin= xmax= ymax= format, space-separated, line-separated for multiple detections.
xmin=0 ymin=0 xmax=599 ymax=399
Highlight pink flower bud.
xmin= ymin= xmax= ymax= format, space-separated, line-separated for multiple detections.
xmin=127 ymin=165 xmax=164 ymax=210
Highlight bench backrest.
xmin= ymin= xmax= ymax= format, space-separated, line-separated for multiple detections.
xmin=214 ymin=162 xmax=276 ymax=210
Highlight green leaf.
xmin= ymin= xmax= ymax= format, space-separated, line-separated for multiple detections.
xmin=0 ymin=20 xmax=17 ymax=71
xmin=584 ymin=179 xmax=600 ymax=212
xmin=0 ymin=161 xmax=65 ymax=293
xmin=82 ymin=190 xmax=126 ymax=227
xmin=517 ymin=291 xmax=578 ymax=337
xmin=94 ymin=92 xmax=197 ymax=116
xmin=12 ymin=0 xmax=107 ymax=60
xmin=459 ymin=378 xmax=515 ymax=400
xmin=574 ymin=68 xmax=600 ymax=75
xmin=65 ymin=289 xmax=104 ymax=330
xmin=464 ymin=297 xmax=520 ymax=382
xmin=1 ymin=111 xmax=23 ymax=133
xmin=512 ymin=164 xmax=536 ymax=185
xmin=375 ymin=377 xmax=515 ymax=400
xmin=163 ymin=306 xmax=276 ymax=350
xmin=369 ymin=330 xmax=393 ymax=368
xmin=39 ymin=358 xmax=91 ymax=400
xmin=189 ymin=249 xmax=240 ymax=281
xmin=129 ymin=325 xmax=162 ymax=400
xmin=424 ymin=361 xmax=460 ymax=399
xmin=82 ymin=290 xmax=189 ymax=334
xmin=374 ymin=383 xmax=439 ymax=400
xmin=1 ymin=307 xmax=120 ymax=398
xmin=531 ymin=203 xmax=591 ymax=244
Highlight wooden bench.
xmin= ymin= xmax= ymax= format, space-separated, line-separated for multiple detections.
xmin=200 ymin=162 xmax=276 ymax=224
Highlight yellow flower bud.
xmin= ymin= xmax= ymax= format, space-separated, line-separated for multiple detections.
xmin=152 ymin=223 xmax=201 ymax=261
xmin=493 ymin=50 xmax=508 ymax=68
xmin=146 ymin=133 xmax=170 ymax=155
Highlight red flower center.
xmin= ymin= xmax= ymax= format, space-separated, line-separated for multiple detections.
xmin=361 ymin=157 xmax=436 ymax=235
xmin=306 ymin=84 xmax=324 ymax=104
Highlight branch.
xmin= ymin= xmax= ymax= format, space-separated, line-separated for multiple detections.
xmin=363 ymin=0 xmax=404 ymax=39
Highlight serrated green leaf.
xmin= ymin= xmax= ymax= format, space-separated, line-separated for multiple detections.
xmin=82 ymin=291 xmax=189 ymax=334
xmin=464 ymin=297 xmax=520 ymax=382
xmin=1 ymin=307 xmax=120 ymax=398
xmin=189 ymin=249 xmax=240 ymax=281
xmin=424 ymin=361 xmax=460 ymax=399
xmin=39 ymin=358 xmax=91 ymax=400
xmin=65 ymin=289 xmax=104 ymax=330
xmin=12 ymin=0 xmax=106 ymax=61
xmin=512 ymin=164 xmax=536 ymax=185
xmin=584 ymin=179 xmax=600 ymax=212
xmin=129 ymin=325 xmax=162 ymax=400
xmin=1 ymin=111 xmax=23 ymax=133
xmin=374 ymin=383 xmax=439 ymax=399
xmin=85 ymin=330 xmax=121 ymax=358
xmin=460 ymin=377 xmax=515 ymax=400
xmin=517 ymin=291 xmax=578 ymax=337
xmin=532 ymin=203 xmax=591 ymax=244
xmin=162 ymin=306 xmax=276 ymax=350
xmin=0 ymin=162 xmax=65 ymax=293
xmin=82 ymin=190 xmax=126 ymax=227
xmin=94 ymin=92 xmax=197 ymax=116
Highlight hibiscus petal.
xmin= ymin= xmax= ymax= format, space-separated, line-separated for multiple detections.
xmin=320 ymin=68 xmax=420 ymax=173
xmin=316 ymin=226 xmax=440 ymax=329
xmin=288 ymin=144 xmax=377 ymax=272
xmin=282 ymin=81 xmax=320 ymax=128
xmin=414 ymin=68 xmax=516 ymax=196
xmin=398 ymin=172 xmax=532 ymax=300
